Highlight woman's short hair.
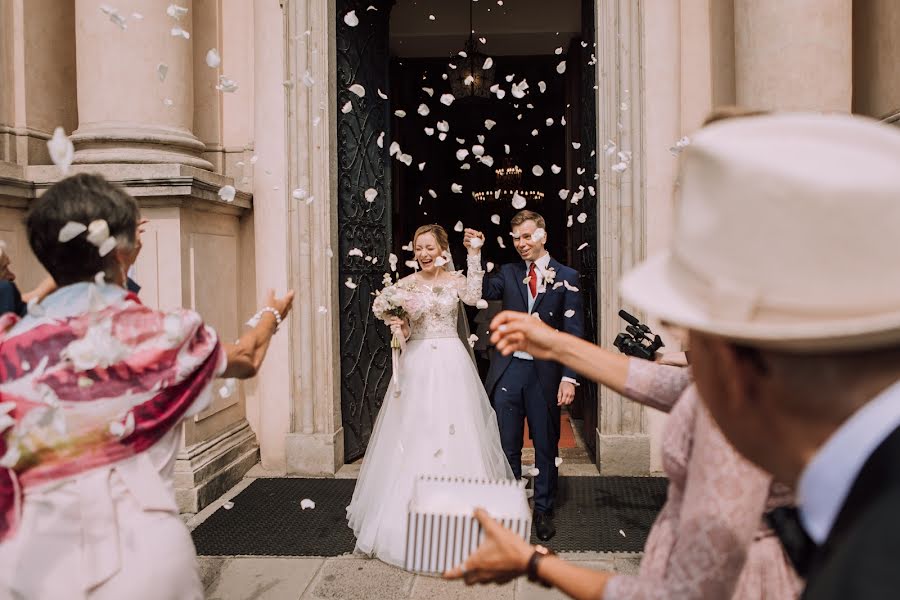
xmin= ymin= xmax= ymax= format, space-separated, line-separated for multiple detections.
xmin=510 ymin=210 xmax=546 ymax=230
xmin=25 ymin=173 xmax=138 ymax=286
xmin=412 ymin=224 xmax=449 ymax=251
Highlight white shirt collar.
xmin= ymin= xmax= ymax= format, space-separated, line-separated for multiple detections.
xmin=526 ymin=253 xmax=551 ymax=272
xmin=798 ymin=377 xmax=900 ymax=544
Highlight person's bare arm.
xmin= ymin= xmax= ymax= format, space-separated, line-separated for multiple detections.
xmin=221 ymin=289 xmax=294 ymax=379
xmin=21 ymin=276 xmax=57 ymax=303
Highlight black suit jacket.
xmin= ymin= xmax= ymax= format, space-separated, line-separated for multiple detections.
xmin=0 ymin=280 xmax=25 ymax=317
xmin=802 ymin=423 xmax=900 ymax=599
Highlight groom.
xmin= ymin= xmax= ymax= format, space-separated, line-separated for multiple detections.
xmin=465 ymin=210 xmax=584 ymax=541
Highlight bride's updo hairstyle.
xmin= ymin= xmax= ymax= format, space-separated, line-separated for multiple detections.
xmin=412 ymin=224 xmax=449 ymax=252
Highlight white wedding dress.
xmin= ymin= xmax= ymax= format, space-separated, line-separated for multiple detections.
xmin=347 ymin=254 xmax=514 ymax=568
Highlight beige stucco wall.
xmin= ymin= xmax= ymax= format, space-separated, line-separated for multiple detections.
xmin=853 ymin=0 xmax=900 ymax=118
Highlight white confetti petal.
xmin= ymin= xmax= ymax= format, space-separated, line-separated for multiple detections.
xmin=365 ymin=188 xmax=378 ymax=202
xmin=344 ymin=278 xmax=357 ymax=289
xmin=216 ymin=75 xmax=238 ymax=92
xmin=218 ymin=185 xmax=236 ymax=202
xmin=619 ymin=529 xmax=626 ymax=538
xmin=572 ymin=142 xmax=581 ymax=149
xmin=484 ymin=119 xmax=496 ymax=130
xmin=551 ymin=164 xmax=561 ymax=174
xmin=476 ymin=299 xmax=489 ymax=310
xmin=348 ymin=248 xmax=363 ymax=257
xmin=300 ymin=498 xmax=316 ymax=510
xmin=418 ymin=162 xmax=426 ymax=171
xmin=532 ymin=165 xmax=544 ymax=176
xmin=349 ymin=83 xmax=366 ymax=97
xmin=611 ymin=161 xmax=628 ymax=173
xmin=472 ymin=145 xmax=485 ymax=157
xmin=440 ymin=93 xmax=455 ymax=106
xmin=483 ymin=57 xmax=493 ymax=70
xmin=481 ymin=156 xmax=494 ymax=167
xmin=565 ymin=309 xmax=575 ymax=318
xmin=47 ymin=127 xmax=74 ymax=175
xmin=422 ymin=87 xmax=434 ymax=97
xmin=394 ymin=110 xmax=406 ymax=118
xmin=454 ymin=221 xmax=464 ymax=232
xmin=428 ymin=189 xmax=437 ymax=198
xmin=205 ymin=48 xmax=221 ymax=68
xmin=389 ymin=141 xmax=400 ymax=156
xmin=223 ymin=501 xmax=235 ymax=510
xmin=98 ymin=236 xmax=118 ymax=257
xmin=343 ymin=10 xmax=359 ymax=26
xmin=577 ymin=212 xmax=587 ymax=224
xmin=170 ymin=26 xmax=191 ymax=39
xmin=538 ymin=81 xmax=547 ymax=93
xmin=531 ymin=129 xmax=539 ymax=137
xmin=417 ymin=103 xmax=430 ymax=116
xmin=398 ymin=153 xmax=413 ymax=166
xmin=377 ymin=88 xmax=388 ymax=100
xmin=292 ymin=188 xmax=309 ymax=201
xmin=511 ymin=193 xmax=526 ymax=210
xmin=377 ymin=132 xmax=385 ymax=148
xmin=556 ymin=60 xmax=566 ymax=74
xmin=532 ymin=228 xmax=546 ymax=242
xmin=456 ymin=149 xmax=469 ymax=161
xmin=451 ymin=183 xmax=463 ymax=194
xmin=424 ymin=127 xmax=435 ymax=136
xmin=86 ymin=220 xmax=110 ymax=247
xmin=428 ymin=14 xmax=435 ymax=20
xmin=437 ymin=120 xmax=449 ymax=132
xmin=487 ymin=261 xmax=495 ymax=272
xmin=167 ymin=3 xmax=189 ymax=19
xmin=58 ymin=221 xmax=87 ymax=243
xmin=555 ymin=457 xmax=563 ymax=467
xmin=504 ymin=144 xmax=510 ymax=154
xmin=491 ymin=214 xmax=500 ymax=225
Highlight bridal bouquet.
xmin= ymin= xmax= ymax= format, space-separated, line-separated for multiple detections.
xmin=373 ymin=279 xmax=410 ymax=395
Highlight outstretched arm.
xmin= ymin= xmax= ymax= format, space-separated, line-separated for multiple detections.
xmin=221 ymin=290 xmax=295 ymax=379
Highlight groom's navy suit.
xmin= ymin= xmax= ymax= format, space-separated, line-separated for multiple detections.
xmin=483 ymin=256 xmax=584 ymax=514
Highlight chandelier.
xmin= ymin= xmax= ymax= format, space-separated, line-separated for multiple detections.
xmin=448 ymin=1 xmax=495 ymax=100
xmin=473 ymin=159 xmax=545 ymax=204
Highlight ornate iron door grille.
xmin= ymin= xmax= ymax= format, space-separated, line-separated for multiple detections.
xmin=336 ymin=0 xmax=395 ymax=462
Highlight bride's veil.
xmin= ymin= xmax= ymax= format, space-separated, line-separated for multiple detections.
xmin=442 ymin=252 xmax=477 ymax=366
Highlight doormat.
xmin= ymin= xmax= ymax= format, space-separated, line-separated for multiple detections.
xmin=191 ymin=476 xmax=667 ymax=556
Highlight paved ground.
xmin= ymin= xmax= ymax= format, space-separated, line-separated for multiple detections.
xmin=191 ymin=415 xmax=648 ymax=599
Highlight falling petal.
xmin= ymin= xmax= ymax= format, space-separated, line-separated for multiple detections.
xmin=47 ymin=127 xmax=74 ymax=175
xmin=344 ymin=10 xmax=359 ymax=26
xmin=472 ymin=145 xmax=485 ymax=157
xmin=424 ymin=127 xmax=434 ymax=136
xmin=451 ymin=183 xmax=463 ymax=194
xmin=538 ymin=81 xmax=547 ymax=94
xmin=86 ymin=219 xmax=110 ymax=247
xmin=341 ymin=101 xmax=352 ymax=114
xmin=300 ymin=498 xmax=316 ymax=510
xmin=532 ymin=165 xmax=544 ymax=176
xmin=428 ymin=189 xmax=437 ymax=198
xmin=170 ymin=26 xmax=191 ymax=39
xmin=365 ymin=188 xmax=378 ymax=202
xmin=481 ymin=155 xmax=494 ymax=167
xmin=483 ymin=57 xmax=493 ymax=70
xmin=572 ymin=142 xmax=581 ymax=149
xmin=437 ymin=120 xmax=449 ymax=132
xmin=216 ymin=75 xmax=238 ymax=92
xmin=218 ymin=185 xmax=236 ymax=202
xmin=545 ymin=118 xmax=554 ymax=126
xmin=440 ymin=93 xmax=455 ymax=106
xmin=577 ymin=242 xmax=589 ymax=251
xmin=476 ymin=300 xmax=489 ymax=310
xmin=344 ymin=278 xmax=357 ymax=289
xmin=398 ymin=153 xmax=413 ymax=166
xmin=555 ymin=457 xmax=564 ymax=467
xmin=377 ymin=132 xmax=385 ymax=148
xmin=531 ymin=129 xmax=539 ymax=137
xmin=511 ymin=193 xmax=526 ymax=210
xmin=377 ymin=88 xmax=388 ymax=100
xmin=223 ymin=501 xmax=235 ymax=510
xmin=577 ymin=213 xmax=587 ymax=224
xmin=394 ymin=109 xmax=406 ymax=118
xmin=428 ymin=14 xmax=435 ymax=20
xmin=422 ymin=87 xmax=434 ymax=96
xmin=418 ymin=162 xmax=426 ymax=171
xmin=167 ymin=3 xmax=189 ymax=19
xmin=58 ymin=221 xmax=87 ymax=243
xmin=417 ymin=103 xmax=430 ymax=116
xmin=349 ymin=83 xmax=366 ymax=97
xmin=619 ymin=529 xmax=626 ymax=537
xmin=491 ymin=214 xmax=500 ymax=225
xmin=454 ymin=221 xmax=464 ymax=232
xmin=348 ymin=248 xmax=364 ymax=257
xmin=556 ymin=60 xmax=566 ymax=74
xmin=206 ymin=48 xmax=221 ymax=68
xmin=612 ymin=161 xmax=628 ymax=173
xmin=456 ymin=149 xmax=469 ymax=161
xmin=551 ymin=164 xmax=561 ymax=174
xmin=532 ymin=228 xmax=546 ymax=242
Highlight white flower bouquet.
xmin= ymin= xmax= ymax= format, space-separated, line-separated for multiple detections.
xmin=373 ymin=280 xmax=410 ymax=395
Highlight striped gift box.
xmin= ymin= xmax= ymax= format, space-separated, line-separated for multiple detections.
xmin=404 ymin=475 xmax=531 ymax=575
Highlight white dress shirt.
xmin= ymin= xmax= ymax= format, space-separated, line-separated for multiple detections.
xmin=798 ymin=377 xmax=900 ymax=544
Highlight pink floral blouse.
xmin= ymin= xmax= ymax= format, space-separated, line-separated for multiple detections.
xmin=604 ymin=360 xmax=801 ymax=600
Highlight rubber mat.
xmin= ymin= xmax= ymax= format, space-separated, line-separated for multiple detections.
xmin=191 ymin=476 xmax=667 ymax=556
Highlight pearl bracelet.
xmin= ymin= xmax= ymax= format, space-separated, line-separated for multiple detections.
xmin=246 ymin=306 xmax=283 ymax=330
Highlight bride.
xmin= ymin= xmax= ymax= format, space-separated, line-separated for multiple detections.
xmin=347 ymin=224 xmax=514 ymax=568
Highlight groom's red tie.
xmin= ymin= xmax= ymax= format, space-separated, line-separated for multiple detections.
xmin=528 ymin=262 xmax=537 ymax=298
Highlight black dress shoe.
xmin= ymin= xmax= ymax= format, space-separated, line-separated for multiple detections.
xmin=534 ymin=512 xmax=556 ymax=542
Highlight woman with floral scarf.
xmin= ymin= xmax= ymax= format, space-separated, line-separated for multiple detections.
xmin=0 ymin=173 xmax=294 ymax=599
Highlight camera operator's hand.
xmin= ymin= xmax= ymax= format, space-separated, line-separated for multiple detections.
xmin=489 ymin=311 xmax=560 ymax=360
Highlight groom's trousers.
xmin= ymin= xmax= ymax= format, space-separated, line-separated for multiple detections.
xmin=492 ymin=357 xmax=560 ymax=515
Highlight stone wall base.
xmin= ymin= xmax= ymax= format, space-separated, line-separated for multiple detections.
xmin=285 ymin=428 xmax=345 ymax=477
xmin=175 ymin=420 xmax=260 ymax=514
xmin=596 ymin=432 xmax=652 ymax=475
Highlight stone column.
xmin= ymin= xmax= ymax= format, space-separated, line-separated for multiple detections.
xmin=282 ymin=0 xmax=345 ymax=475
xmin=594 ymin=0 xmax=650 ymax=475
xmin=71 ymin=0 xmax=212 ymax=168
xmin=734 ymin=0 xmax=852 ymax=111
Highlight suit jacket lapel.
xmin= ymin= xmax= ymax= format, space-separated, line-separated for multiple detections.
xmin=517 ymin=261 xmax=529 ymax=309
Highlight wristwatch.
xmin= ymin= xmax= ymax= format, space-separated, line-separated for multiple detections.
xmin=526 ymin=544 xmax=556 ymax=588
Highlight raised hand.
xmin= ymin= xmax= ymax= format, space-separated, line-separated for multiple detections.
xmin=489 ymin=310 xmax=561 ymax=361
xmin=265 ymin=288 xmax=296 ymax=321
xmin=463 ymin=228 xmax=485 ymax=255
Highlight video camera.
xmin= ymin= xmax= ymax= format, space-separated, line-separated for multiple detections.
xmin=613 ymin=310 xmax=665 ymax=360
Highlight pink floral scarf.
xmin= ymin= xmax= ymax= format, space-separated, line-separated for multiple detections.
xmin=0 ymin=291 xmax=222 ymax=541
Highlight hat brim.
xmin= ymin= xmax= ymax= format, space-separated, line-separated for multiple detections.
xmin=620 ymin=252 xmax=900 ymax=352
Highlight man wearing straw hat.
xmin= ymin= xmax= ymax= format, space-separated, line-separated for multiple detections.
xmin=446 ymin=112 xmax=900 ymax=599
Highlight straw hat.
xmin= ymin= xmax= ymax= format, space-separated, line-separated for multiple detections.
xmin=620 ymin=113 xmax=900 ymax=351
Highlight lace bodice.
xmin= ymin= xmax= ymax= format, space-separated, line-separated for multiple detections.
xmin=373 ymin=254 xmax=484 ymax=339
